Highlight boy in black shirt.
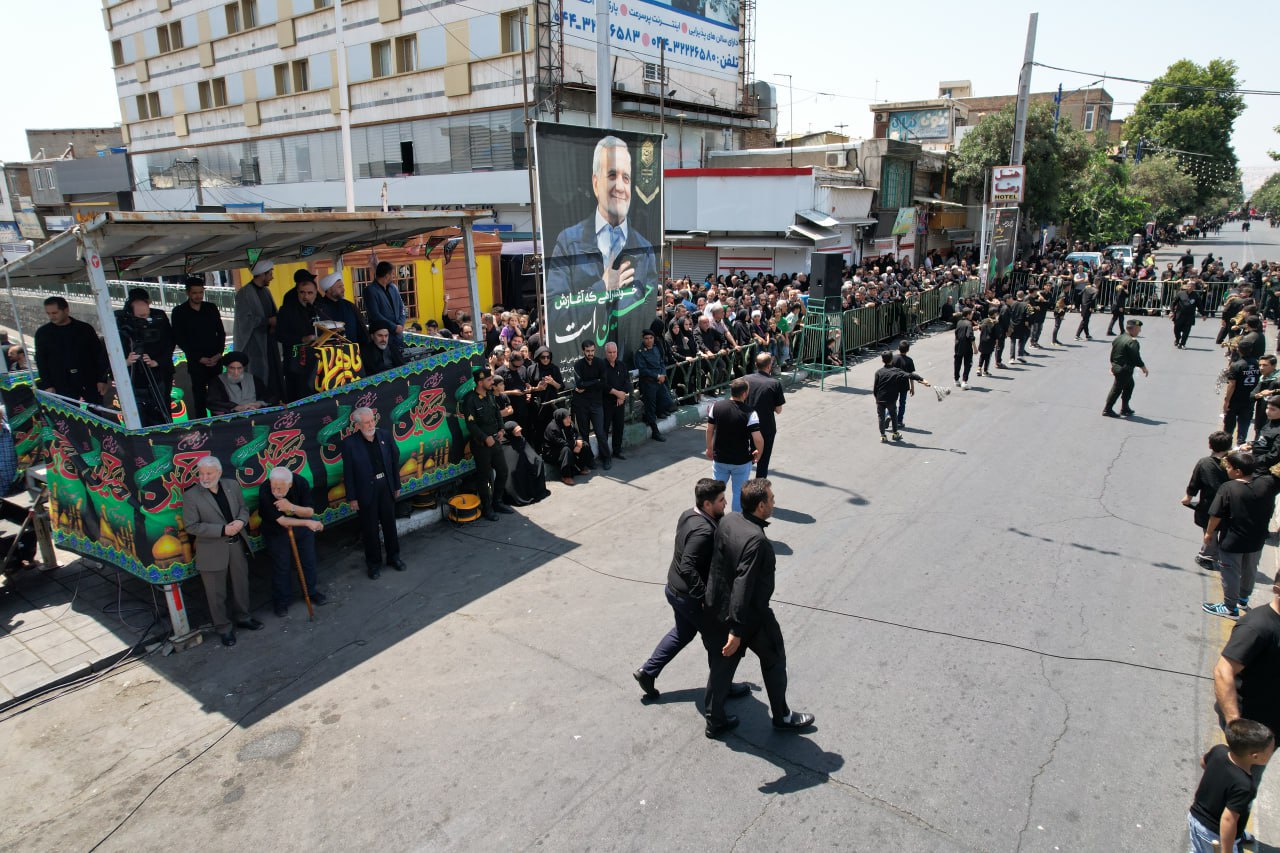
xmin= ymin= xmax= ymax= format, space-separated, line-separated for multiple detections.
xmin=1204 ymin=451 xmax=1267 ymax=618
xmin=872 ymin=351 xmax=930 ymax=443
xmin=1188 ymin=719 xmax=1273 ymax=853
xmin=1184 ymin=431 xmax=1232 ymax=567
xmin=953 ymin=308 xmax=976 ymax=389
xmin=1223 ymin=355 xmax=1262 ymax=445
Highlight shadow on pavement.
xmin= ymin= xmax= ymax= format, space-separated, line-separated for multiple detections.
xmin=771 ymin=507 xmax=815 ymax=525
xmin=724 ymin=724 xmax=845 ymax=795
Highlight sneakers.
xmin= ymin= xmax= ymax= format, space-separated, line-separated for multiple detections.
xmin=959 ymin=381 xmax=969 ymax=390
xmin=880 ymin=434 xmax=889 ymax=443
xmin=1195 ymin=553 xmax=1217 ymax=569
xmin=1203 ymin=601 xmax=1239 ymax=619
xmin=1239 ymin=597 xmax=1251 ymax=611
xmin=891 ymin=431 xmax=903 ymax=441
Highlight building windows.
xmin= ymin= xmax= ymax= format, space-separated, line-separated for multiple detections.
xmin=198 ymin=78 xmax=228 ymax=109
xmin=156 ymin=21 xmax=184 ymax=53
xmin=879 ymin=158 xmax=913 ymax=210
xmin=352 ymin=265 xmax=419 ymax=321
xmin=111 ymin=39 xmax=125 ymax=66
xmin=314 ymin=0 xmax=332 ymax=7
xmin=1083 ymin=105 xmax=1096 ymax=132
xmin=136 ymin=91 xmax=162 ymax=120
xmin=371 ymin=40 xmax=392 ymax=78
xmin=33 ymin=167 xmax=55 ymax=192
xmin=395 ymin=35 xmax=418 ymax=74
xmin=274 ymin=60 xmax=310 ymax=95
xmin=500 ymin=10 xmax=527 ymax=53
xmin=643 ymin=63 xmax=666 ymax=83
xmin=225 ymin=0 xmax=257 ymax=34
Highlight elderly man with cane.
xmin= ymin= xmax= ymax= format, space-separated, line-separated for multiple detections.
xmin=258 ymin=466 xmax=327 ymax=618
xmin=182 ymin=457 xmax=262 ymax=647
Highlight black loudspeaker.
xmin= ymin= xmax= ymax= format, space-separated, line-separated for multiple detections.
xmin=809 ymin=253 xmax=844 ymax=302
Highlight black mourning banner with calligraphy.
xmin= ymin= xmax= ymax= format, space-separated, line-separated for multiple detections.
xmin=535 ymin=123 xmax=663 ymax=370
xmin=40 ymin=340 xmax=483 ymax=584
xmin=990 ymin=207 xmax=1020 ymax=281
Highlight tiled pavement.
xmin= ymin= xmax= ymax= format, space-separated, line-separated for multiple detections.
xmin=0 ymin=555 xmax=161 ymax=706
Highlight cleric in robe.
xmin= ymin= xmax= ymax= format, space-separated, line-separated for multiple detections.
xmin=545 ymin=135 xmax=658 ymax=354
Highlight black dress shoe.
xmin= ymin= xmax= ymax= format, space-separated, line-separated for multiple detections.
xmin=651 ymin=431 xmax=666 ymax=442
xmin=633 ymin=669 xmax=659 ymax=698
xmin=772 ymin=711 xmax=816 ymax=731
xmin=221 ymin=632 xmax=237 ymax=647
xmin=613 ymin=451 xmax=627 ymax=460
xmin=274 ymin=605 xmax=289 ymax=618
xmin=1120 ymin=408 xmax=1136 ymax=416
xmin=310 ymin=592 xmax=330 ymax=606
xmin=1101 ymin=410 xmax=1120 ymax=418
xmin=235 ymin=618 xmax=264 ymax=631
xmin=494 ymin=503 xmax=515 ymax=514
xmin=705 ymin=715 xmax=740 ymax=738
xmin=389 ymin=556 xmax=408 ymax=571
xmin=484 ymin=512 xmax=499 ymax=521
xmin=602 ymin=459 xmax=613 ymax=470
xmin=727 ymin=682 xmax=752 ymax=699
xmin=368 ymin=565 xmax=382 ymax=579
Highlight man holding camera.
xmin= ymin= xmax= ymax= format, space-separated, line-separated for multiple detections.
xmin=117 ymin=288 xmax=176 ymax=426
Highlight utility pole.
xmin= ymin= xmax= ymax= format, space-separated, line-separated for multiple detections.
xmin=1009 ymin=12 xmax=1038 ymax=166
xmin=773 ymin=73 xmax=794 ymax=166
xmin=595 ymin=0 xmax=611 ymax=129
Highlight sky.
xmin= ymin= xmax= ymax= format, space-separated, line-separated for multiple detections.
xmin=2 ymin=1 xmax=1276 ymax=193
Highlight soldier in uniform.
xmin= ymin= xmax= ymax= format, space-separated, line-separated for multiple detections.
xmin=460 ymin=368 xmax=514 ymax=521
xmin=1103 ymin=319 xmax=1148 ymax=418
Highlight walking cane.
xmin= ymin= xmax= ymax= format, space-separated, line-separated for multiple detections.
xmin=286 ymin=526 xmax=315 ymax=621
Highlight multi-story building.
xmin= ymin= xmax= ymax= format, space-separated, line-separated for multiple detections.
xmin=103 ymin=0 xmax=769 ymax=235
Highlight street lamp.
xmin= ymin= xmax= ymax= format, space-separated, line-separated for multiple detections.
xmin=773 ymin=73 xmax=794 ymax=166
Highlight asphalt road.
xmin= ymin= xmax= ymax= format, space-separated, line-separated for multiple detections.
xmin=2 ymin=222 xmax=1278 ymax=852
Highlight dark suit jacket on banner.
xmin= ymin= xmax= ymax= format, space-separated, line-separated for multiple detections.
xmin=545 ymin=216 xmax=658 ymax=360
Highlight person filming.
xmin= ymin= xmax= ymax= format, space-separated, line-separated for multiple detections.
xmin=117 ymin=288 xmax=176 ymax=426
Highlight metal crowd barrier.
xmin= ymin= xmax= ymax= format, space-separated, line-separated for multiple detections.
xmin=1013 ymin=273 xmax=1231 ymax=317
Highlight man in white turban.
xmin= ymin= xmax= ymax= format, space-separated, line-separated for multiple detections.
xmin=233 ymin=259 xmax=283 ymax=397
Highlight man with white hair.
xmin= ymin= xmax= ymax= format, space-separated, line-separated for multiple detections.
xmin=258 ymin=466 xmax=327 ymax=617
xmin=182 ymin=456 xmax=261 ymax=646
xmin=233 ymin=258 xmax=283 ymax=397
xmin=340 ymin=407 xmax=404 ymax=578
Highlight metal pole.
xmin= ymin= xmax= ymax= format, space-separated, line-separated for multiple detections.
xmin=334 ymin=0 xmax=357 ymax=212
xmin=594 ymin=0 xmax=611 ymax=129
xmin=658 ymin=42 xmax=666 ymax=287
xmin=3 ymin=263 xmax=27 ymax=357
xmin=1010 ymin=12 xmax=1038 ymax=166
xmin=81 ymin=229 xmax=143 ymax=429
xmin=192 ymin=157 xmax=204 ymax=207
xmin=462 ymin=220 xmax=483 ymax=344
xmin=519 ymin=10 xmax=544 ymax=323
xmin=978 ymin=169 xmax=990 ymax=287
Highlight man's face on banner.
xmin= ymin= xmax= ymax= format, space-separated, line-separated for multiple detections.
xmin=592 ymin=144 xmax=632 ymax=227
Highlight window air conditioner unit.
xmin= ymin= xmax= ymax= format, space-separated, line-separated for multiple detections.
xmin=875 ymin=112 xmax=887 ymax=123
xmin=825 ymin=151 xmax=845 ymax=168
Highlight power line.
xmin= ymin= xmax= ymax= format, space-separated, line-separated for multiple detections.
xmin=1032 ymin=61 xmax=1280 ymax=97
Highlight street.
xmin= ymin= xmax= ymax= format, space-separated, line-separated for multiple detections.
xmin=1 ymin=221 xmax=1277 ymax=851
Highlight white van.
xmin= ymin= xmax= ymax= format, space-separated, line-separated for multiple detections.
xmin=1104 ymin=244 xmax=1134 ymax=269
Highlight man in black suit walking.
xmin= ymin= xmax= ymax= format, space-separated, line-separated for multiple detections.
xmin=341 ymin=406 xmax=404 ymax=579
xmin=703 ymin=478 xmax=814 ymax=738
xmin=742 ymin=352 xmax=785 ymax=478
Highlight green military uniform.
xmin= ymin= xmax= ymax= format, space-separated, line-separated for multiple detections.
xmin=1104 ymin=331 xmax=1146 ymax=415
xmin=460 ymin=387 xmax=509 ymax=516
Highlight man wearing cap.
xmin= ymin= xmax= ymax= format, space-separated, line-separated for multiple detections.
xmin=364 ymin=261 xmax=407 ymax=353
xmin=171 ymin=277 xmax=226 ymax=419
xmin=363 ymin=322 xmax=403 ymax=375
xmin=116 ymin=288 xmax=176 ymax=426
xmin=1103 ymin=319 xmax=1148 ymax=418
xmin=635 ymin=328 xmax=675 ymax=442
xmin=460 ymin=368 xmax=514 ymax=521
xmin=316 ymin=272 xmax=368 ymax=346
xmin=234 ymin=259 xmax=283 ymax=398
xmin=276 ymin=270 xmax=323 ymax=402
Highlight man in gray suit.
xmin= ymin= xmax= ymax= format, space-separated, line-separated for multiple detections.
xmin=182 ymin=456 xmax=263 ymax=646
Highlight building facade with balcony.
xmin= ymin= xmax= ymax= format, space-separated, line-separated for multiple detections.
xmin=103 ymin=0 xmax=769 ymax=235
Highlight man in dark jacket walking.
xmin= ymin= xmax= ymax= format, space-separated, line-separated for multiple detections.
xmin=1172 ymin=283 xmax=1199 ymax=349
xmin=633 ymin=479 xmax=748 ymax=700
xmin=1102 ymin=319 xmax=1148 ymax=417
xmin=873 ymin=350 xmax=930 ymax=442
xmin=702 ymin=478 xmax=814 ymax=738
xmin=1076 ymin=280 xmax=1098 ymax=341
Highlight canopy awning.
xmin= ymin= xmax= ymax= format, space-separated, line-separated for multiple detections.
xmin=796 ymin=208 xmax=841 ymax=229
xmin=914 ymin=196 xmax=965 ymax=208
xmin=0 ymin=209 xmax=494 ymax=286
xmin=787 ymin=222 xmax=839 ymax=243
xmin=838 ymin=217 xmax=878 ymax=227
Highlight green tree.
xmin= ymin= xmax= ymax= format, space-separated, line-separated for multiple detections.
xmin=1062 ymin=153 xmax=1150 ymax=244
xmin=952 ymin=101 xmax=1090 ymax=225
xmin=1252 ymin=171 xmax=1280 ymax=215
xmin=1128 ymin=153 xmax=1197 ymax=223
xmin=1122 ymin=59 xmax=1245 ymax=207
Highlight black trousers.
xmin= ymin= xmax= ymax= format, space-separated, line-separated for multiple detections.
xmin=1029 ymin=319 xmax=1045 ymax=346
xmin=876 ymin=400 xmax=899 ymax=434
xmin=1076 ymin=310 xmax=1093 ymax=339
xmin=639 ymin=380 xmax=675 ymax=426
xmin=572 ymin=398 xmax=610 ymax=461
xmin=994 ymin=332 xmax=1008 ymax=364
xmin=1104 ymin=369 xmax=1135 ymax=412
xmin=1106 ymin=311 xmax=1125 ymax=335
xmin=547 ymin=443 xmax=593 ymax=475
xmin=1010 ymin=327 xmax=1029 ymax=357
xmin=265 ymin=528 xmax=317 ymax=608
xmin=1174 ymin=318 xmax=1194 ymax=347
xmin=756 ymin=429 xmax=777 ymax=479
xmin=358 ymin=484 xmax=400 ymax=567
xmin=472 ymin=438 xmax=510 ymax=512
xmin=604 ymin=397 xmax=626 ymax=455
xmin=954 ymin=348 xmax=973 ymax=383
xmin=1224 ymin=407 xmax=1252 ymax=445
xmin=978 ymin=346 xmax=994 ymax=373
xmin=1052 ymin=315 xmax=1066 ymax=343
xmin=703 ymin=609 xmax=789 ymax=725
xmin=187 ymin=358 xmax=220 ymax=420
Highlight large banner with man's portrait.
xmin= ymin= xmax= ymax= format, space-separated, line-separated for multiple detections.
xmin=535 ymin=123 xmax=663 ymax=370
xmin=39 ymin=338 xmax=483 ymax=585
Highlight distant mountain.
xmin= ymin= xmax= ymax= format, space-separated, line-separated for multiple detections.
xmin=1241 ymin=164 xmax=1277 ymax=197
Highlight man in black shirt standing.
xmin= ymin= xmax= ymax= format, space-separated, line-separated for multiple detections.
xmin=1215 ymin=580 xmax=1280 ymax=788
xmin=873 ymin=350 xmax=930 ymax=442
xmin=953 ymin=308 xmax=976 ymax=389
xmin=276 ymin=272 xmax=322 ymax=402
xmin=1007 ymin=290 xmax=1030 ymax=363
xmin=743 ymin=353 xmax=785 ymax=478
xmin=460 ymin=368 xmax=514 ymax=520
xmin=1203 ymin=451 xmax=1267 ymax=618
xmin=891 ymin=341 xmax=917 ymax=427
xmin=706 ymin=378 xmax=763 ymax=513
xmin=34 ymin=296 xmax=105 ymax=404
xmin=702 ymin=478 xmax=814 ymax=738
xmin=170 ymin=277 xmax=226 ymax=419
xmin=117 ymin=288 xmax=176 ymax=427
xmin=1184 ymin=431 xmax=1232 ymax=567
xmin=572 ymin=341 xmax=611 ymax=470
xmin=601 ymin=342 xmax=630 ymax=461
xmin=1223 ymin=352 xmax=1261 ymax=445
xmin=341 ymin=407 xmax=405 ymax=578
xmin=633 ymin=478 xmax=746 ymax=700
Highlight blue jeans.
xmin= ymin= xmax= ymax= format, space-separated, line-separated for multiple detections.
xmin=639 ymin=586 xmax=703 ymax=678
xmin=714 ymin=460 xmax=754 ymax=512
xmin=1188 ymin=811 xmax=1241 ymax=853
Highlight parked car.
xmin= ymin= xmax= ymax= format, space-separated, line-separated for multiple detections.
xmin=1104 ymin=244 xmax=1135 ymax=269
xmin=1064 ymin=251 xmax=1103 ymax=270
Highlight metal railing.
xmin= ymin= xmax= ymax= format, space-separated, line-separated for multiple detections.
xmin=5 ymin=279 xmax=237 ymax=314
xmin=1009 ymin=273 xmax=1232 ymax=317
